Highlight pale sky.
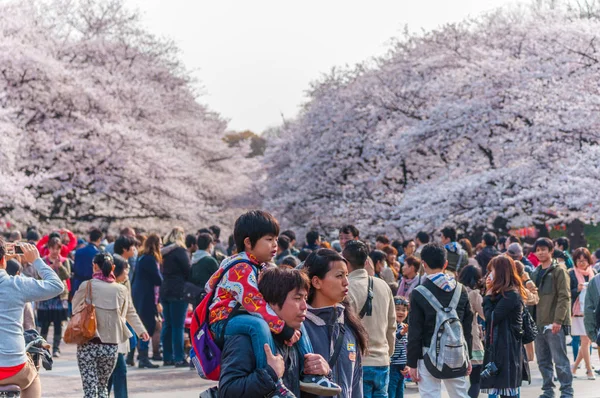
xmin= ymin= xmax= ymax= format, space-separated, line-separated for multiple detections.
xmin=127 ymin=0 xmax=519 ymax=133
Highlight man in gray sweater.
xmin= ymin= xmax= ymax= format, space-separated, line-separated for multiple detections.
xmin=0 ymin=238 xmax=64 ymax=397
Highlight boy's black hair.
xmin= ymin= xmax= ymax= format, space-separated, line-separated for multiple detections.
xmin=421 ymin=242 xmax=447 ymax=270
xmin=483 ymin=232 xmax=497 ymax=247
xmin=306 ymin=230 xmax=320 ymax=246
xmin=342 ymin=240 xmax=369 ymax=269
xmin=554 ymin=237 xmax=570 ymax=251
xmin=197 ymin=233 xmax=214 ymax=251
xmin=441 ymin=227 xmax=457 ymax=242
xmin=234 ymin=210 xmax=279 ymax=253
xmin=280 ymin=255 xmax=299 ymax=268
xmin=533 ymin=237 xmax=554 ymax=253
xmin=416 ymin=231 xmax=430 ymax=244
xmin=281 ymin=230 xmax=296 ymax=243
xmin=114 ymin=235 xmax=137 ymax=255
xmin=278 ymin=235 xmax=291 ymax=251
xmin=258 ymin=267 xmax=309 ymax=308
xmin=89 ymin=228 xmax=103 ymax=243
xmin=185 ymin=234 xmax=197 ymax=249
xmin=339 ymin=225 xmax=360 ymax=238
xmin=368 ymin=250 xmax=387 ymax=265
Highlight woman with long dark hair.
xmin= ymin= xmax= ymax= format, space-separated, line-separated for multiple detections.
xmin=303 ymin=249 xmax=368 ymax=398
xmin=480 ymin=255 xmax=529 ymax=398
xmin=457 ymin=264 xmax=485 ymax=398
xmin=131 ymin=233 xmax=163 ymax=368
xmin=72 ymin=253 xmax=149 ymax=398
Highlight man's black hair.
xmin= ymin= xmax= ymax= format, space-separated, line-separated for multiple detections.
xmin=185 ymin=234 xmax=197 ymax=249
xmin=197 ymin=233 xmax=214 ymax=251
xmin=209 ymin=225 xmax=221 ymax=240
xmin=114 ymin=235 xmax=137 ymax=255
xmin=233 ymin=210 xmax=280 ymax=253
xmin=197 ymin=228 xmax=213 ymax=236
xmin=376 ymin=235 xmax=390 ymax=245
xmin=48 ymin=231 xmax=61 ymax=240
xmin=483 ymin=232 xmax=497 ymax=247
xmin=342 ymin=240 xmax=369 ymax=269
xmin=533 ymin=237 xmax=554 ymax=253
xmin=339 ymin=225 xmax=360 ymax=238
xmin=416 ymin=231 xmax=430 ymax=244
xmin=306 ymin=230 xmax=320 ymax=246
xmin=297 ymin=249 xmax=311 ymax=262
xmin=113 ymin=254 xmax=129 ymax=278
xmin=421 ymin=242 xmax=447 ymax=270
xmin=26 ymin=229 xmax=40 ymax=243
xmin=554 ymin=237 xmax=570 ymax=251
xmin=259 ymin=267 xmax=310 ymax=308
xmin=441 ymin=227 xmax=457 ymax=242
xmin=278 ymin=235 xmax=291 ymax=251
xmin=280 ymin=256 xmax=299 ymax=268
xmin=391 ymin=240 xmax=403 ymax=253
xmin=89 ymin=228 xmax=103 ymax=243
xmin=402 ymin=239 xmax=414 ymax=249
xmin=281 ymin=230 xmax=296 ymax=243
xmin=553 ymin=249 xmax=567 ymax=261
xmin=498 ymin=236 xmax=507 ymax=246
xmin=6 ymin=259 xmax=22 ymax=276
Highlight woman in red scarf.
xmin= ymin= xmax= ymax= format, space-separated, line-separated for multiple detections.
xmin=569 ymin=247 xmax=596 ymax=379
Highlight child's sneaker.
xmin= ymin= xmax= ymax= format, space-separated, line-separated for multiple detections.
xmin=300 ymin=374 xmax=342 ymax=396
xmin=267 ymin=379 xmax=296 ymax=398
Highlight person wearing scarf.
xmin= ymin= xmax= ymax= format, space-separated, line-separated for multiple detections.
xmin=72 ymin=253 xmax=149 ymax=398
xmin=38 ymin=237 xmax=71 ymax=358
xmin=398 ymin=256 xmax=422 ymax=298
xmin=569 ymin=248 xmax=596 ymax=379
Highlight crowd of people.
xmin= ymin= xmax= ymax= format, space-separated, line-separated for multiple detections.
xmin=0 ymin=214 xmax=600 ymax=398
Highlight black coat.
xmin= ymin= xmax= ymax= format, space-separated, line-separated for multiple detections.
xmin=481 ymin=290 xmax=529 ymax=390
xmin=159 ymin=244 xmax=191 ymax=301
xmin=218 ymin=334 xmax=300 ymax=398
xmin=407 ymin=280 xmax=473 ymax=368
xmin=131 ymin=254 xmax=162 ymax=335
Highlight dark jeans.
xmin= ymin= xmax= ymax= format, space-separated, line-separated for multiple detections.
xmin=469 ymin=365 xmax=481 ymax=398
xmin=211 ymin=313 xmax=313 ymax=369
xmin=160 ymin=299 xmax=188 ymax=362
xmin=535 ymin=328 xmax=573 ymax=398
xmin=387 ymin=364 xmax=404 ymax=398
xmin=363 ymin=366 xmax=390 ymax=398
xmin=108 ymin=353 xmax=128 ymax=398
xmin=39 ymin=320 xmax=62 ymax=351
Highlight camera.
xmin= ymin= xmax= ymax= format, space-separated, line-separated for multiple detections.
xmin=5 ymin=243 xmax=24 ymax=256
xmin=480 ymin=362 xmax=499 ymax=379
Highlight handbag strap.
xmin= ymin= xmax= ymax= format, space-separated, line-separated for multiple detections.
xmin=85 ymin=280 xmax=93 ymax=305
xmin=328 ymin=324 xmax=346 ymax=368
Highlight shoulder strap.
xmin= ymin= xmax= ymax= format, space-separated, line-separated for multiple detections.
xmin=414 ymin=285 xmax=443 ymax=311
xmin=359 ymin=277 xmax=374 ymax=318
xmin=449 ymin=284 xmax=463 ymax=309
xmin=204 ymin=258 xmax=251 ymax=320
xmin=328 ymin=324 xmax=346 ymax=368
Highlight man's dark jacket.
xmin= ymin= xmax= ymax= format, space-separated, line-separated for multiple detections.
xmin=407 ymin=279 xmax=473 ymax=368
xmin=219 ymin=334 xmax=300 ymax=398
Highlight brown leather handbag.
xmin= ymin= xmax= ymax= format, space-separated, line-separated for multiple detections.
xmin=64 ymin=282 xmax=97 ymax=344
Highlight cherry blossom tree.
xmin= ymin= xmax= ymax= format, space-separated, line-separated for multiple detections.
xmin=264 ymin=2 xmax=600 ymax=237
xmin=0 ymin=0 xmax=254 ymax=231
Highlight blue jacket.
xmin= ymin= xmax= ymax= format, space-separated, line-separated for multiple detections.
xmin=131 ymin=254 xmax=162 ymax=335
xmin=219 ymin=334 xmax=300 ymax=397
xmin=71 ymin=243 xmax=99 ymax=295
xmin=303 ymin=304 xmax=363 ymax=398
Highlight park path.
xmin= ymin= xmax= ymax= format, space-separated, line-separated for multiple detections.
xmin=40 ymin=338 xmax=600 ymax=397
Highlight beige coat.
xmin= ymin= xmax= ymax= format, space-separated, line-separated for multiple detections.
xmin=72 ymin=279 xmax=146 ymax=347
xmin=347 ymin=269 xmax=397 ymax=367
xmin=466 ymin=287 xmax=485 ymax=363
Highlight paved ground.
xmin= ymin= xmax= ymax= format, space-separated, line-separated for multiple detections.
xmin=40 ymin=339 xmax=600 ymax=397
